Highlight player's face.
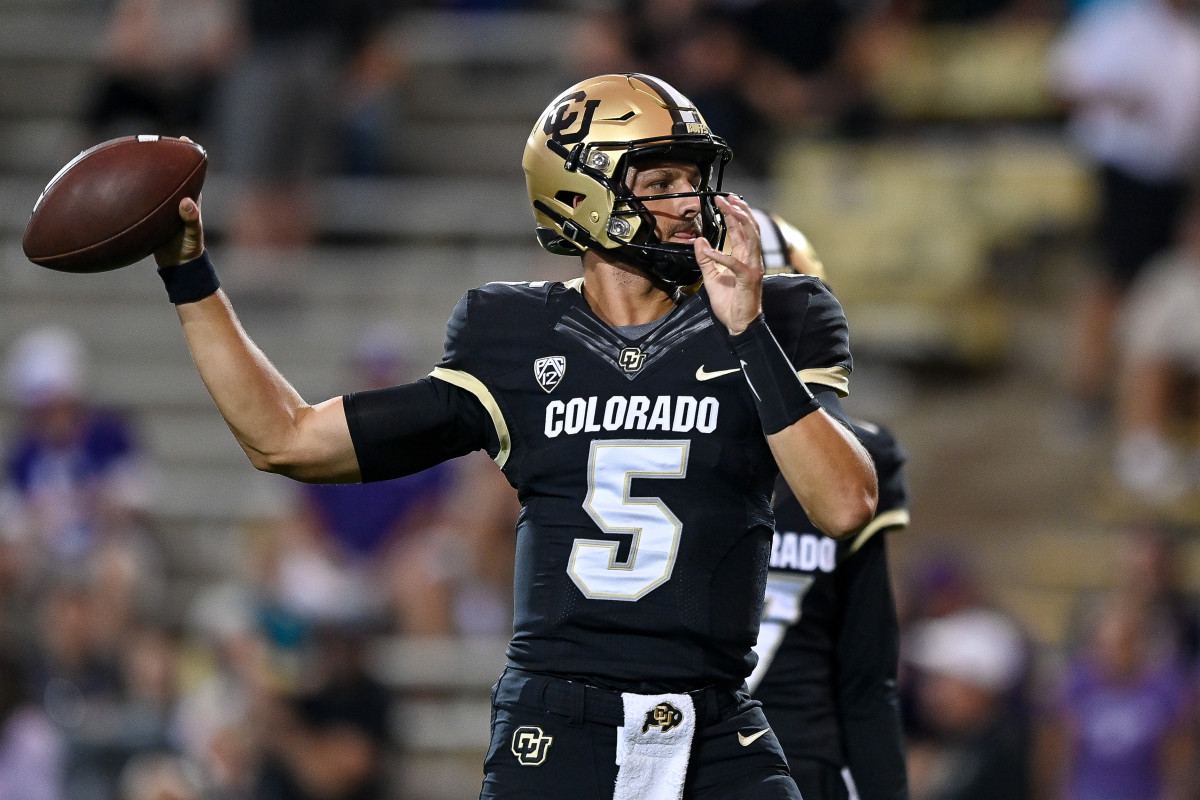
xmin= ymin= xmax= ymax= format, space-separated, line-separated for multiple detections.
xmin=625 ymin=159 xmax=704 ymax=245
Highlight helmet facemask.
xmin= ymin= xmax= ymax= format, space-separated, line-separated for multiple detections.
xmin=609 ymin=139 xmax=732 ymax=287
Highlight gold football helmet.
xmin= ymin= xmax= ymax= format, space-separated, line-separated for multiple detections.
xmin=752 ymin=208 xmax=827 ymax=283
xmin=523 ymin=73 xmax=732 ymax=287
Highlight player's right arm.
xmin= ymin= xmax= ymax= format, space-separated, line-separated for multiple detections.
xmin=155 ymin=197 xmax=360 ymax=482
xmin=179 ymin=291 xmax=360 ymax=482
xmin=155 ymin=197 xmax=494 ymax=484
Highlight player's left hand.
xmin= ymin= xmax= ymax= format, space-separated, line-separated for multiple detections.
xmin=695 ymin=194 xmax=763 ymax=336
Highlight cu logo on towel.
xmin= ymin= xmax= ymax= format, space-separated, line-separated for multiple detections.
xmin=512 ymin=726 xmax=554 ymax=766
xmin=642 ymin=702 xmax=684 ymax=734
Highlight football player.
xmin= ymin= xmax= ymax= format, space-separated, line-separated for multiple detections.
xmin=748 ymin=209 xmax=911 ymax=800
xmin=150 ymin=73 xmax=877 ymax=800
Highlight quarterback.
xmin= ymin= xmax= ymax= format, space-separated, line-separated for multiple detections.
xmin=151 ymin=73 xmax=876 ymax=799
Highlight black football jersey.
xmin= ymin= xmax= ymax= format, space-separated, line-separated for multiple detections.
xmin=747 ymin=420 xmax=909 ymax=773
xmin=352 ymin=274 xmax=852 ymax=694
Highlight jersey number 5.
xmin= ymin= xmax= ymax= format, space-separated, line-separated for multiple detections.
xmin=571 ymin=439 xmax=690 ymax=601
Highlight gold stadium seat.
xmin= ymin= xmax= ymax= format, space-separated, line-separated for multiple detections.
xmin=970 ymin=137 xmax=1098 ymax=243
xmin=774 ymin=138 xmax=1007 ymax=366
xmin=868 ymin=22 xmax=1059 ymax=122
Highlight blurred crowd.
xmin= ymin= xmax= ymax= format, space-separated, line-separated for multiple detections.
xmin=9 ymin=320 xmax=1200 ymax=800
xmin=0 ymin=322 xmax=518 ymax=800
xmin=7 ymin=0 xmax=1200 ymax=798
xmin=79 ymin=0 xmax=1200 ymax=512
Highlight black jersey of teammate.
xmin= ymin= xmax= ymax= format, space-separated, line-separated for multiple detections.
xmin=348 ymin=273 xmax=851 ymax=694
xmin=748 ymin=420 xmax=909 ymax=770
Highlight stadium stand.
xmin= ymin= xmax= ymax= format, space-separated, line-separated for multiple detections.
xmin=2 ymin=2 xmax=1198 ymax=798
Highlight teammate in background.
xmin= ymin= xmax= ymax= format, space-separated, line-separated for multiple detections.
xmin=748 ymin=209 xmax=911 ymax=800
xmin=149 ymin=73 xmax=877 ymax=799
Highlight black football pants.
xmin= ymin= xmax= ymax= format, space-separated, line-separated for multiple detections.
xmin=479 ymin=667 xmax=802 ymax=800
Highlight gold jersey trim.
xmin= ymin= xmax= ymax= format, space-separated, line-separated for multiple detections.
xmin=429 ymin=366 xmax=512 ymax=469
xmin=800 ymin=365 xmax=849 ymax=397
xmin=848 ymin=508 xmax=910 ymax=555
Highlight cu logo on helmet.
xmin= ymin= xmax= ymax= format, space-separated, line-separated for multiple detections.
xmin=544 ymin=91 xmax=601 ymax=146
xmin=511 ymin=726 xmax=554 ymax=766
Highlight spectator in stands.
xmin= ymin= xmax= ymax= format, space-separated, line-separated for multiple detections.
xmin=46 ymin=621 xmax=186 ymax=800
xmin=0 ymin=647 xmax=64 ymax=800
xmin=116 ymin=752 xmax=206 ymax=800
xmin=1064 ymin=525 xmax=1200 ymax=675
xmin=400 ymin=448 xmax=519 ymax=638
xmin=1110 ymin=195 xmax=1200 ymax=504
xmin=213 ymin=0 xmax=409 ymax=248
xmin=729 ymin=0 xmax=875 ymax=141
xmin=0 ymin=326 xmax=162 ymax=642
xmin=27 ymin=576 xmax=127 ymax=800
xmin=898 ymin=549 xmax=990 ymax=626
xmin=113 ymin=624 xmax=184 ymax=756
xmin=902 ymin=606 xmax=1033 ymax=800
xmin=896 ymin=551 xmax=1035 ymax=746
xmin=1035 ymin=591 xmax=1196 ymax=800
xmin=1116 ymin=526 xmax=1200 ymax=667
xmin=261 ymin=323 xmax=461 ymax=634
xmin=249 ymin=624 xmax=394 ymax=800
xmin=614 ymin=1 xmax=774 ymax=177
xmin=174 ymin=583 xmax=267 ymax=800
xmin=85 ymin=0 xmax=241 ymax=143
xmin=1047 ymin=0 xmax=1200 ymax=440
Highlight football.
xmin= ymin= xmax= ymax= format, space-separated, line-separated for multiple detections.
xmin=22 ymin=135 xmax=207 ymax=273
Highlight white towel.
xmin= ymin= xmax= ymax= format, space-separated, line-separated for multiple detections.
xmin=612 ymin=692 xmax=696 ymax=800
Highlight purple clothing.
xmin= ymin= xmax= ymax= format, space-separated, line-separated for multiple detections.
xmin=4 ymin=411 xmax=140 ymax=559
xmin=1061 ymin=658 xmax=1193 ymax=800
xmin=0 ymin=707 xmax=64 ymax=800
xmin=302 ymin=462 xmax=454 ymax=557
xmin=6 ymin=413 xmax=135 ymax=495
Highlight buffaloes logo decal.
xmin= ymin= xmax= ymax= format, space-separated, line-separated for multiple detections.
xmin=544 ymin=90 xmax=601 ymax=146
xmin=512 ymin=725 xmax=553 ymax=766
xmin=534 ymin=356 xmax=566 ymax=393
xmin=643 ymin=702 xmax=684 ymax=734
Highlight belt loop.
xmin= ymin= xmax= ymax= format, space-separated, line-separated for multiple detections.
xmin=704 ymin=686 xmax=720 ymax=723
xmin=569 ymin=682 xmax=586 ymax=728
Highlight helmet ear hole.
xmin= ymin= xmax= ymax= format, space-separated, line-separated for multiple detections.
xmin=555 ymin=190 xmax=585 ymax=208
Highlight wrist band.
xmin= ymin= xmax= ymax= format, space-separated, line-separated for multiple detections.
xmin=157 ymin=251 xmax=219 ymax=305
xmin=728 ymin=315 xmax=821 ymax=434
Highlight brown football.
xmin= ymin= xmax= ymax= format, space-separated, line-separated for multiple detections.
xmin=22 ymin=135 xmax=207 ymax=273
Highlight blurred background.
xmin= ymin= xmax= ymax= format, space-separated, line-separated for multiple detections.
xmin=2 ymin=0 xmax=1200 ymax=798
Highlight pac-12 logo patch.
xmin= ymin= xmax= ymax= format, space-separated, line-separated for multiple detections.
xmin=534 ymin=356 xmax=566 ymax=393
xmin=618 ymin=347 xmax=646 ymax=374
xmin=512 ymin=725 xmax=554 ymax=765
xmin=642 ymin=702 xmax=684 ymax=734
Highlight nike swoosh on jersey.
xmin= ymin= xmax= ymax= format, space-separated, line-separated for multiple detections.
xmin=695 ymin=366 xmax=741 ymax=381
xmin=737 ymin=729 xmax=770 ymax=746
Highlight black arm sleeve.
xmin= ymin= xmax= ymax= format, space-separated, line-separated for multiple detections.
xmin=836 ymin=534 xmax=911 ymax=800
xmin=811 ymin=385 xmax=852 ymax=429
xmin=343 ymin=376 xmax=495 ymax=482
